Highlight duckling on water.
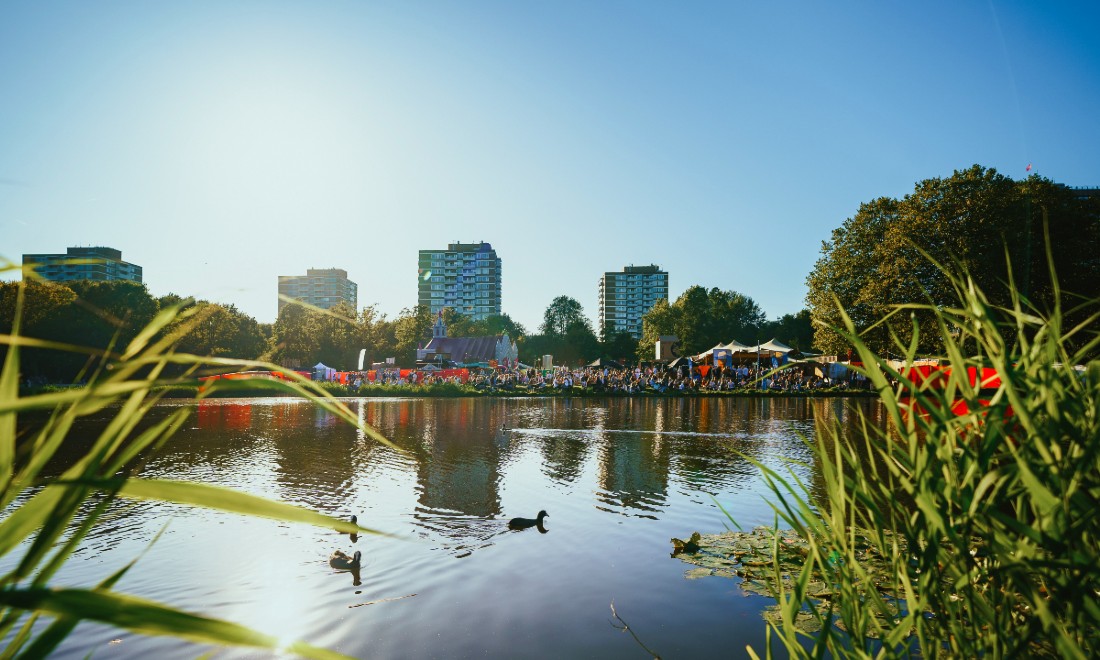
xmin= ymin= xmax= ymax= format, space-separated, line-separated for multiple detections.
xmin=329 ymin=550 xmax=361 ymax=570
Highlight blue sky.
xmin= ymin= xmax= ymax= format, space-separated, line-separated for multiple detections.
xmin=2 ymin=1 xmax=1098 ymax=332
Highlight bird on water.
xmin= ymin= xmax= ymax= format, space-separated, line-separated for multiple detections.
xmin=335 ymin=514 xmax=357 ymax=531
xmin=329 ymin=549 xmax=361 ymax=570
xmin=508 ymin=510 xmax=549 ymax=530
xmin=344 ymin=514 xmax=360 ymax=542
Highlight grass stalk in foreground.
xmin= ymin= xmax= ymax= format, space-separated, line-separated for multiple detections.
xmin=0 ymin=277 xmax=395 ymax=659
xmin=745 ymin=257 xmax=1100 ymax=658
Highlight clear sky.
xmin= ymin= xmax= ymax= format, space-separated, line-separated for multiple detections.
xmin=2 ymin=1 xmax=1098 ymax=332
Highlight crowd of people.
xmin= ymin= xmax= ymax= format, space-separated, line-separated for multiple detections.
xmin=337 ymin=361 xmax=868 ymax=395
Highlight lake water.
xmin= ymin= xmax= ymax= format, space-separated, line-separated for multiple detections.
xmin=13 ymin=395 xmax=882 ymax=659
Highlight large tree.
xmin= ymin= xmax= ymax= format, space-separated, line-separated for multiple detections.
xmin=272 ymin=303 xmax=315 ymax=369
xmin=0 ymin=280 xmax=81 ymax=380
xmin=760 ymin=310 xmax=815 ymax=353
xmin=170 ymin=301 xmax=269 ymax=361
xmin=539 ymin=296 xmax=588 ymax=336
xmin=358 ymin=304 xmax=397 ymax=367
xmin=636 ymin=286 xmax=765 ymax=360
xmin=522 ymin=296 xmax=599 ymax=366
xmin=806 ymin=165 xmax=1100 ymax=355
xmin=393 ymin=305 xmax=433 ymax=366
xmin=477 ymin=313 xmax=526 ymax=340
xmin=1 ymin=279 xmax=159 ymax=382
xmin=65 ymin=279 xmax=159 ymax=352
xmin=310 ymin=301 xmax=361 ymax=369
xmin=600 ymin=330 xmax=638 ymax=364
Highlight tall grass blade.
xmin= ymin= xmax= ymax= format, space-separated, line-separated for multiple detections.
xmin=60 ymin=478 xmax=378 ymax=536
xmin=0 ymin=589 xmax=351 ymax=660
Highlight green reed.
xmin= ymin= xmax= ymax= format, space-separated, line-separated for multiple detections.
xmin=747 ymin=255 xmax=1100 ymax=658
xmin=0 ymin=274 xmax=395 ymax=659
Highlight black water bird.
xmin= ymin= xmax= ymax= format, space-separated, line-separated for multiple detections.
xmin=508 ymin=510 xmax=549 ymax=530
xmin=345 ymin=515 xmax=360 ymax=542
xmin=329 ymin=549 xmax=361 ymax=570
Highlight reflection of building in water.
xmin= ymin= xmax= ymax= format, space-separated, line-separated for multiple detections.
xmin=414 ymin=400 xmax=502 ymax=519
xmin=596 ymin=411 xmax=670 ymax=516
xmin=258 ymin=401 xmax=370 ymax=509
xmin=398 ymin=400 xmax=507 ymax=555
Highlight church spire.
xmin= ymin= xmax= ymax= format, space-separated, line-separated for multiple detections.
xmin=432 ymin=310 xmax=447 ymax=339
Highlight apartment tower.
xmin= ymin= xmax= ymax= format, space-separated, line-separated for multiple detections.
xmin=598 ymin=264 xmax=669 ymax=339
xmin=22 ymin=246 xmax=142 ymax=283
xmin=417 ymin=242 xmax=501 ymax=321
xmin=278 ymin=268 xmax=358 ymax=314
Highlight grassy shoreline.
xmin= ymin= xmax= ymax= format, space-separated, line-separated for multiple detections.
xmin=26 ymin=382 xmax=877 ymax=400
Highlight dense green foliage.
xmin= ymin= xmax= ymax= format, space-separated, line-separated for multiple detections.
xmin=523 ymin=296 xmax=600 ymax=366
xmin=751 ymin=261 xmax=1100 ymax=658
xmin=0 ymin=280 xmax=270 ymax=383
xmin=636 ymin=286 xmax=771 ymax=361
xmin=539 ymin=295 xmax=589 ymax=336
xmin=806 ymin=166 xmax=1100 ymax=355
xmin=2 ymin=271 xmax=811 ymax=381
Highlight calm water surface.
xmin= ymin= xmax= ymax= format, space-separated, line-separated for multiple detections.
xmin=13 ymin=396 xmax=883 ymax=659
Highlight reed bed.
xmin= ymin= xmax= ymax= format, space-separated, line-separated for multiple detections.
xmin=748 ymin=259 xmax=1100 ymax=658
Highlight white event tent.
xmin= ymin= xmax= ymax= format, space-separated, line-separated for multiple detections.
xmin=693 ymin=338 xmax=794 ymax=363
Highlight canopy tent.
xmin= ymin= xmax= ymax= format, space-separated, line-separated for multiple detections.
xmin=758 ymin=338 xmax=794 ymax=353
xmin=313 ymin=362 xmax=337 ymax=381
xmin=695 ymin=338 xmax=792 ymax=363
xmin=693 ymin=342 xmax=735 ymax=362
xmin=588 ymin=358 xmax=624 ymax=369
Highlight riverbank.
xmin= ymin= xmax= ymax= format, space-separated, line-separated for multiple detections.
xmin=24 ymin=381 xmax=878 ymax=399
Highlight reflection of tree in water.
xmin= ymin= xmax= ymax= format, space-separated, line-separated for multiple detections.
xmin=539 ymin=433 xmax=590 ymax=483
xmin=596 ymin=432 xmax=670 ymax=518
xmin=26 ymin=401 xmax=278 ymax=556
xmin=534 ymin=399 xmax=601 ymax=484
xmin=805 ymin=398 xmax=888 ymax=507
xmin=662 ymin=399 xmax=808 ymax=495
xmin=150 ymin=401 xmax=267 ymax=476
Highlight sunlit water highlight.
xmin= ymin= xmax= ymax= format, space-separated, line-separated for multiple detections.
xmin=6 ymin=396 xmax=882 ymax=658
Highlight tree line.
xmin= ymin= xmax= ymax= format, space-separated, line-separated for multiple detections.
xmin=16 ymin=162 xmax=1077 ymax=383
xmin=1 ymin=278 xmax=811 ymax=383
